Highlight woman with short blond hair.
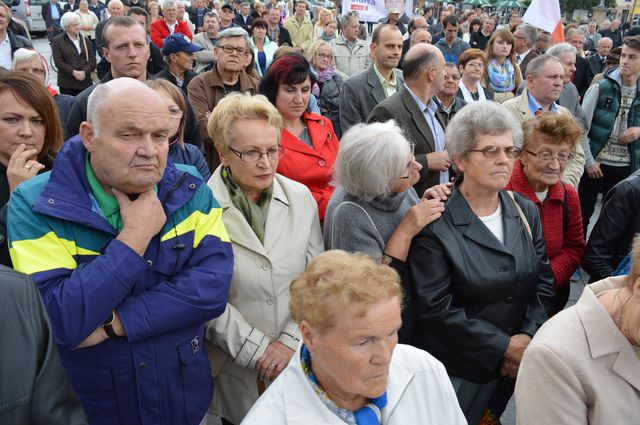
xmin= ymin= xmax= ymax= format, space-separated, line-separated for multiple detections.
xmin=243 ymin=250 xmax=466 ymax=424
xmin=205 ymin=92 xmax=323 ymax=425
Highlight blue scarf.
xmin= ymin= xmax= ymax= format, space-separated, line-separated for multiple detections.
xmin=300 ymin=345 xmax=387 ymax=425
xmin=487 ymin=58 xmax=515 ymax=93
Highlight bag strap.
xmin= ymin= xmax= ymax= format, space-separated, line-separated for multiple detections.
xmin=507 ymin=191 xmax=532 ymax=239
xmin=330 ymin=201 xmax=378 ymax=249
xmin=81 ymin=34 xmax=89 ymax=62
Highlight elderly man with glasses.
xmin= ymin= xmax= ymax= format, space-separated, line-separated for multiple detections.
xmin=188 ymin=27 xmax=260 ymax=171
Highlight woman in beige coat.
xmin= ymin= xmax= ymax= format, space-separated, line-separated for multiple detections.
xmin=515 ymin=235 xmax=640 ymax=424
xmin=205 ymin=92 xmax=323 ymax=425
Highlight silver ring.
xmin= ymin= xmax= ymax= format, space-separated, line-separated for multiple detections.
xmin=271 ymin=363 xmax=277 ymax=368
xmin=24 ymin=164 xmax=32 ymax=170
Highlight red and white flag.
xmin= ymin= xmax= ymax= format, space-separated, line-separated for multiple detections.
xmin=522 ymin=0 xmax=564 ymax=43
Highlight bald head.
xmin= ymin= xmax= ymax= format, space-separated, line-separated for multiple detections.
xmin=403 ymin=43 xmax=443 ymax=80
xmin=410 ymin=28 xmax=431 ymax=47
xmin=87 ymin=78 xmax=168 ymax=136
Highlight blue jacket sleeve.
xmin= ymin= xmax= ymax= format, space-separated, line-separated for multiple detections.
xmin=116 ymin=189 xmax=233 ymax=342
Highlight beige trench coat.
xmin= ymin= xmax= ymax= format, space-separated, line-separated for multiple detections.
xmin=205 ymin=168 xmax=323 ymax=424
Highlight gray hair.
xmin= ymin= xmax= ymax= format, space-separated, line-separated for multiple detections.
xmin=334 ymin=120 xmax=413 ymax=201
xmin=162 ymin=0 xmax=176 ymax=10
xmin=546 ymin=42 xmax=577 ymax=60
xmin=204 ymin=11 xmax=218 ymax=20
xmin=87 ymin=83 xmax=110 ymax=136
xmin=516 ymin=24 xmax=537 ymax=48
xmin=218 ymin=26 xmax=249 ymax=44
xmin=524 ymin=54 xmax=561 ymax=78
xmin=598 ymin=36 xmax=613 ymax=46
xmin=61 ymin=11 xmax=81 ymax=29
xmin=340 ymin=11 xmax=357 ymax=29
xmin=565 ymin=28 xmax=584 ymax=39
xmin=108 ymin=0 xmax=123 ymax=9
xmin=446 ymin=101 xmax=523 ymax=173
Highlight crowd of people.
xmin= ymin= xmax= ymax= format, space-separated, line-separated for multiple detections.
xmin=1 ymin=0 xmax=640 ymax=424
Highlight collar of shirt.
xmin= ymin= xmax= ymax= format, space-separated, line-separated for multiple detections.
xmin=517 ymin=49 xmax=531 ymax=64
xmin=527 ymin=91 xmax=558 ymax=116
xmin=404 ymin=83 xmax=428 ymax=112
xmin=374 ymin=64 xmax=397 ymax=96
xmin=166 ymin=20 xmax=178 ymax=33
xmin=0 ymin=36 xmax=12 ymax=70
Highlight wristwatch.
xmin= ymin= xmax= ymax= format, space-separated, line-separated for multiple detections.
xmin=102 ymin=312 xmax=118 ymax=338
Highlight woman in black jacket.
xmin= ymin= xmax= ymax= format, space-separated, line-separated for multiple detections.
xmin=51 ymin=12 xmax=96 ymax=96
xmin=405 ymin=101 xmax=555 ymax=425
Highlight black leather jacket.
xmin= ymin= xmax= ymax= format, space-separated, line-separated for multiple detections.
xmin=0 ymin=266 xmax=87 ymax=424
xmin=582 ymin=170 xmax=640 ymax=282
xmin=406 ymin=186 xmax=555 ymax=383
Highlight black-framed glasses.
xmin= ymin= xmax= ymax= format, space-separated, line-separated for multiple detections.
xmin=525 ymin=149 xmax=573 ymax=163
xmin=228 ymin=145 xmax=285 ymax=162
xmin=218 ymin=44 xmax=247 ymax=55
xmin=470 ymin=146 xmax=522 ymax=159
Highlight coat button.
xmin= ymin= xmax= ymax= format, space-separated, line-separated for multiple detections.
xmin=188 ymin=183 xmax=196 ymax=190
xmin=266 ymin=298 xmax=274 ymax=305
xmin=318 ymin=159 xmax=326 ymax=167
xmin=139 ymin=362 xmax=146 ymax=369
xmin=48 ymin=198 xmax=55 ymax=204
xmin=261 ymin=264 xmax=269 ymax=271
xmin=268 ymin=332 xmax=276 ymax=338
xmin=147 ymin=260 xmax=153 ymax=266
xmin=505 ymin=296 xmax=513 ymax=303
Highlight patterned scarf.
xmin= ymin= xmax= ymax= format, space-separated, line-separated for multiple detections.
xmin=487 ymin=58 xmax=515 ymax=93
xmin=300 ymin=345 xmax=387 ymax=425
xmin=311 ymin=65 xmax=337 ymax=97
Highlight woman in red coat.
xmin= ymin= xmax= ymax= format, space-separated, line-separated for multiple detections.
xmin=506 ymin=113 xmax=585 ymax=314
xmin=260 ymin=53 xmax=338 ymax=223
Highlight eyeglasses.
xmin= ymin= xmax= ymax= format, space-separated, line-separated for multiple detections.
xmin=392 ymin=149 xmax=417 ymax=180
xmin=218 ymin=45 xmax=247 ymax=55
xmin=228 ymin=145 xmax=285 ymax=162
xmin=525 ymin=149 xmax=573 ymax=163
xmin=316 ymin=53 xmax=332 ymax=59
xmin=168 ymin=107 xmax=183 ymax=119
xmin=470 ymin=146 xmax=522 ymax=159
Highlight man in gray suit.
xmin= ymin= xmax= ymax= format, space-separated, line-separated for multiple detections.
xmin=368 ymin=43 xmax=450 ymax=196
xmin=339 ymin=24 xmax=404 ymax=132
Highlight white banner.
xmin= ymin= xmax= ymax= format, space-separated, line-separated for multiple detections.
xmin=342 ymin=0 xmax=413 ymax=23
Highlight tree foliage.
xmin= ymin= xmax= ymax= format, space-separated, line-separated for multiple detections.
xmin=560 ymin=0 xmax=616 ymax=14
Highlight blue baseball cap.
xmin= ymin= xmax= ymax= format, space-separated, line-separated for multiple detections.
xmin=162 ymin=33 xmax=204 ymax=55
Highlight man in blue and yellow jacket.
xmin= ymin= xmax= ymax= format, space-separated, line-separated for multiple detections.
xmin=8 ymin=78 xmax=233 ymax=425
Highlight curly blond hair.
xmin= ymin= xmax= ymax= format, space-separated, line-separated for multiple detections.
xmin=289 ymin=250 xmax=402 ymax=334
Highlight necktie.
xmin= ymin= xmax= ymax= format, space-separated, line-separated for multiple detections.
xmin=516 ymin=54 xmax=521 ymax=64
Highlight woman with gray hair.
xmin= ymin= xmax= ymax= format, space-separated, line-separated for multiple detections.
xmin=324 ymin=120 xmax=446 ymax=267
xmin=51 ymin=11 xmax=96 ymax=96
xmin=405 ymin=101 xmax=555 ymax=425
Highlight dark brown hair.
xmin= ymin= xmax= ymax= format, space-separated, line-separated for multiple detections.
xmin=0 ymin=72 xmax=63 ymax=162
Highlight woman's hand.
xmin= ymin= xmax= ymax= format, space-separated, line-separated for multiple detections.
xmin=422 ymin=182 xmax=453 ymax=201
xmin=384 ymin=199 xmax=445 ymax=261
xmin=503 ymin=333 xmax=532 ymax=369
xmin=6 ymin=144 xmax=45 ymax=192
xmin=255 ymin=341 xmax=294 ymax=382
xmin=72 ymin=70 xmax=86 ymax=81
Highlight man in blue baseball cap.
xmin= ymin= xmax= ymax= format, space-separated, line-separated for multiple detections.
xmin=155 ymin=32 xmax=203 ymax=95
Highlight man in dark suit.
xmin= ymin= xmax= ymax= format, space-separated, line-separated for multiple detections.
xmin=42 ymin=0 xmax=64 ymax=43
xmin=339 ymin=24 xmax=405 ymax=133
xmin=368 ymin=43 xmax=450 ymax=196
xmin=567 ymin=28 xmax=592 ymax=98
xmin=233 ymin=1 xmax=253 ymax=32
xmin=187 ymin=0 xmax=211 ymax=33
xmin=63 ymin=0 xmax=79 ymax=12
xmin=514 ymin=23 xmax=538 ymax=76
xmin=586 ymin=37 xmax=612 ymax=78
